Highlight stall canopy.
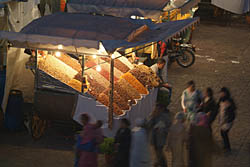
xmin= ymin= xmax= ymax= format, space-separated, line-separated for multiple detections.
xmin=0 ymin=12 xmax=199 ymax=55
xmin=211 ymin=0 xmax=250 ymax=14
xmin=67 ymin=0 xmax=200 ymax=20
xmin=163 ymin=0 xmax=200 ymax=14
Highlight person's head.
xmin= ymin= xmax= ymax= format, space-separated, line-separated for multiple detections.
xmin=95 ymin=120 xmax=103 ymax=129
xmin=135 ymin=118 xmax=145 ymax=128
xmin=205 ymin=87 xmax=213 ymax=98
xmin=175 ymin=112 xmax=185 ymax=123
xmin=157 ymin=58 xmax=166 ymax=70
xmin=187 ymin=80 xmax=195 ymax=92
xmin=81 ymin=113 xmax=90 ymax=126
xmin=219 ymin=87 xmax=231 ymax=99
xmin=120 ymin=118 xmax=130 ymax=128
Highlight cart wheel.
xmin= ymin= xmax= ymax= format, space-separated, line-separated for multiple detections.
xmin=31 ymin=115 xmax=47 ymax=140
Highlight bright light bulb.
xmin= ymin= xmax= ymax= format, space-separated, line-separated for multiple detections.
xmin=92 ymin=54 xmax=97 ymax=59
xmin=58 ymin=45 xmax=63 ymax=50
xmin=55 ymin=52 xmax=61 ymax=57
xmin=96 ymin=65 xmax=101 ymax=72
xmin=111 ymin=54 xmax=116 ymax=59
xmin=131 ymin=15 xmax=136 ymax=19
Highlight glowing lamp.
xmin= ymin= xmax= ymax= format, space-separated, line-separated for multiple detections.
xmin=55 ymin=52 xmax=61 ymax=57
xmin=96 ymin=65 xmax=101 ymax=72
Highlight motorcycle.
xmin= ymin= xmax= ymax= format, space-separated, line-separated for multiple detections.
xmin=166 ymin=38 xmax=196 ymax=68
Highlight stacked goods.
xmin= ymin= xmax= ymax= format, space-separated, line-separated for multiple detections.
xmin=101 ymin=89 xmax=130 ymax=111
xmin=100 ymin=63 xmax=123 ymax=79
xmin=116 ymin=78 xmax=141 ymax=100
xmin=101 ymin=57 xmax=130 ymax=73
xmin=88 ymin=78 xmax=106 ymax=98
xmin=67 ymin=79 xmax=82 ymax=92
xmin=129 ymin=65 xmax=161 ymax=88
xmin=98 ymin=93 xmax=123 ymax=116
xmin=120 ymin=72 xmax=148 ymax=95
xmin=114 ymin=83 xmax=135 ymax=105
xmin=38 ymin=55 xmax=78 ymax=84
xmin=56 ymin=53 xmax=82 ymax=72
xmin=84 ymin=69 xmax=110 ymax=97
xmin=118 ymin=56 xmax=134 ymax=69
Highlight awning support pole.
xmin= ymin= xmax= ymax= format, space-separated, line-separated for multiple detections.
xmin=108 ymin=54 xmax=114 ymax=129
xmin=81 ymin=55 xmax=85 ymax=93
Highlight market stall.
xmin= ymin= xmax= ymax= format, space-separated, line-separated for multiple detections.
xmin=0 ymin=12 xmax=199 ymax=137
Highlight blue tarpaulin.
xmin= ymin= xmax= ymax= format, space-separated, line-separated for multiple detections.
xmin=0 ymin=12 xmax=199 ymax=53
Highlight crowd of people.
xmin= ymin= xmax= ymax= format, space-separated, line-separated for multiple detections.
xmin=73 ymin=79 xmax=236 ymax=167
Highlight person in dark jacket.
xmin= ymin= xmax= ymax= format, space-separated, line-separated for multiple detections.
xmin=217 ymin=87 xmax=236 ymax=152
xmin=113 ymin=118 xmax=131 ymax=167
xmin=202 ymin=88 xmax=217 ymax=130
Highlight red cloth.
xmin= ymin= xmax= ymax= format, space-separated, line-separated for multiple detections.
xmin=79 ymin=124 xmax=103 ymax=167
xmin=159 ymin=41 xmax=167 ymax=56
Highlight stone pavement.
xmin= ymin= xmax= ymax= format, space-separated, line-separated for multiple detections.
xmin=168 ymin=24 xmax=250 ymax=167
xmin=0 ymin=23 xmax=250 ymax=167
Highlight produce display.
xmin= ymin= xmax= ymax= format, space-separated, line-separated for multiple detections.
xmin=98 ymin=93 xmax=124 ymax=116
xmin=56 ymin=53 xmax=82 ymax=72
xmin=37 ymin=51 xmax=159 ymax=116
xmin=120 ymin=72 xmax=148 ymax=95
xmin=101 ymin=57 xmax=131 ymax=73
xmin=129 ymin=65 xmax=161 ymax=88
xmin=67 ymin=79 xmax=82 ymax=92
xmin=102 ymin=89 xmax=130 ymax=111
xmin=116 ymin=78 xmax=141 ymax=100
xmin=38 ymin=54 xmax=78 ymax=84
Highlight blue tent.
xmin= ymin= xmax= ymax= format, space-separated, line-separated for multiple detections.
xmin=0 ymin=12 xmax=199 ymax=54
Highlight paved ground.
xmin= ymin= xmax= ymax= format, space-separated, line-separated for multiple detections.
xmin=0 ymin=23 xmax=250 ymax=167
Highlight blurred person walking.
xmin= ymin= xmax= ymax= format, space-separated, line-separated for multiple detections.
xmin=201 ymin=87 xmax=217 ymax=130
xmin=113 ymin=118 xmax=131 ymax=167
xmin=218 ymin=87 xmax=236 ymax=152
xmin=165 ymin=112 xmax=187 ymax=167
xmin=147 ymin=104 xmax=172 ymax=167
xmin=77 ymin=114 xmax=104 ymax=167
xmin=181 ymin=80 xmax=203 ymax=121
xmin=130 ymin=119 xmax=152 ymax=167
xmin=188 ymin=112 xmax=217 ymax=167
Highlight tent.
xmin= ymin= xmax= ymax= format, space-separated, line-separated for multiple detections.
xmin=67 ymin=0 xmax=200 ymax=20
xmin=211 ymin=0 xmax=250 ymax=14
xmin=0 ymin=12 xmax=199 ymax=54
xmin=0 ymin=12 xmax=199 ymax=135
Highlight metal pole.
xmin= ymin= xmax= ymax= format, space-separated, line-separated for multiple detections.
xmin=81 ymin=55 xmax=85 ymax=93
xmin=108 ymin=54 xmax=114 ymax=129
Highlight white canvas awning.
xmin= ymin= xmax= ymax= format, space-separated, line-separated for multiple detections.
xmin=212 ymin=0 xmax=250 ymax=14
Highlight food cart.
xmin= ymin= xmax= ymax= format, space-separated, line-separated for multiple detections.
xmin=0 ymin=12 xmax=199 ymax=138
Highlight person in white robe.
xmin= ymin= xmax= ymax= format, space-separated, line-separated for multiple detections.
xmin=130 ymin=119 xmax=152 ymax=167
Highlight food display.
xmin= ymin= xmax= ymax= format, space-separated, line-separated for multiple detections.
xmin=38 ymin=54 xmax=78 ymax=84
xmin=56 ymin=53 xmax=82 ymax=72
xmin=37 ymin=51 xmax=159 ymax=116
xmin=116 ymin=78 xmax=141 ymax=100
xmin=121 ymin=72 xmax=148 ymax=95
xmin=102 ymin=89 xmax=130 ymax=111
xmin=98 ymin=93 xmax=124 ymax=116
xmin=101 ymin=57 xmax=131 ymax=73
xmin=118 ymin=56 xmax=134 ymax=69
xmin=67 ymin=79 xmax=82 ymax=92
xmin=129 ymin=65 xmax=161 ymax=88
